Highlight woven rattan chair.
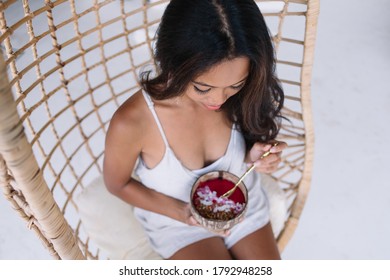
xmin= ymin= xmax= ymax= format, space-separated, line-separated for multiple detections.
xmin=0 ymin=0 xmax=319 ymax=259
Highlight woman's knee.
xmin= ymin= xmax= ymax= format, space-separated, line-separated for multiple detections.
xmin=229 ymin=223 xmax=281 ymax=260
xmin=168 ymin=237 xmax=232 ymax=260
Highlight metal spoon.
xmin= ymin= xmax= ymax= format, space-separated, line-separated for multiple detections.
xmin=221 ymin=142 xmax=279 ymax=198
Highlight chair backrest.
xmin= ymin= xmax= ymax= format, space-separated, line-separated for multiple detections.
xmin=0 ymin=0 xmax=319 ymax=259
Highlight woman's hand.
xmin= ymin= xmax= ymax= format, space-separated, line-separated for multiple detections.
xmin=246 ymin=141 xmax=287 ymax=174
xmin=183 ymin=204 xmax=231 ymax=237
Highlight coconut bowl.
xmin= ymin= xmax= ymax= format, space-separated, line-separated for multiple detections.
xmin=190 ymin=170 xmax=248 ymax=231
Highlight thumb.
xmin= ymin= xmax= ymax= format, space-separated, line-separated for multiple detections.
xmin=248 ymin=142 xmax=272 ymax=162
xmin=188 ymin=216 xmax=200 ymax=226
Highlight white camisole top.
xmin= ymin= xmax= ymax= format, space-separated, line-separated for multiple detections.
xmin=133 ymin=91 xmax=270 ymax=258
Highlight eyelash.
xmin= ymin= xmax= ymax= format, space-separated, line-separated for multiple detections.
xmin=231 ymin=83 xmax=245 ymax=90
xmin=194 ymin=86 xmax=211 ymax=94
xmin=193 ymin=83 xmax=245 ymax=94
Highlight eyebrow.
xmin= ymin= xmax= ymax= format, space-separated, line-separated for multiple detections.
xmin=192 ymin=76 xmax=248 ymax=88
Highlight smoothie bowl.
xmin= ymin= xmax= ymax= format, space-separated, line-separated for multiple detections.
xmin=190 ymin=171 xmax=248 ymax=231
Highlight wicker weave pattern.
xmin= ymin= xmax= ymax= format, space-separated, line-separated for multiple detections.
xmin=0 ymin=0 xmax=319 ymax=259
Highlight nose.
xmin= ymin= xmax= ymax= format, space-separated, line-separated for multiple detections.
xmin=210 ymin=89 xmax=228 ymax=105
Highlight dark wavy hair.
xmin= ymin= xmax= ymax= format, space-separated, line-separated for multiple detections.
xmin=140 ymin=0 xmax=284 ymax=150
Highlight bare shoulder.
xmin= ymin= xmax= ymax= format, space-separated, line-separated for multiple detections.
xmin=103 ymin=90 xmax=149 ymax=190
xmin=107 ymin=90 xmax=148 ymax=144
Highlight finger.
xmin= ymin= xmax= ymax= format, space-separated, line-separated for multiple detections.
xmin=266 ymin=166 xmax=279 ymax=173
xmin=188 ymin=216 xmax=200 ymax=226
xmin=254 ymin=159 xmax=281 ymax=173
xmin=253 ymin=154 xmax=280 ymax=167
xmin=265 ymin=153 xmax=282 ymax=164
xmin=258 ymin=161 xmax=281 ymax=173
xmin=258 ymin=141 xmax=285 ymax=159
xmin=270 ymin=141 xmax=288 ymax=153
xmin=217 ymin=229 xmax=231 ymax=237
xmin=253 ymin=142 xmax=272 ymax=151
xmin=249 ymin=142 xmax=286 ymax=164
xmin=249 ymin=142 xmax=272 ymax=162
xmin=265 ymin=161 xmax=282 ymax=173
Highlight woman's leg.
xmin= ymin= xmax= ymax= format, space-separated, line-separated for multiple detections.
xmin=229 ymin=222 xmax=281 ymax=260
xmin=168 ymin=236 xmax=233 ymax=260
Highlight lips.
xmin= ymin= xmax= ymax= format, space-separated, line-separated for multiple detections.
xmin=204 ymin=104 xmax=222 ymax=110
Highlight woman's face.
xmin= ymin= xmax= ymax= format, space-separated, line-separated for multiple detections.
xmin=184 ymin=57 xmax=250 ymax=111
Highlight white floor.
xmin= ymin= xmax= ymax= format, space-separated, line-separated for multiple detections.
xmin=1 ymin=0 xmax=390 ymax=259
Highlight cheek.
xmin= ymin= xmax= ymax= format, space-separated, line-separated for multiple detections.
xmin=186 ymin=90 xmax=206 ymax=102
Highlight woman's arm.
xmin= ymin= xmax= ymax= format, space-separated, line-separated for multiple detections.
xmin=103 ymin=103 xmax=190 ymax=224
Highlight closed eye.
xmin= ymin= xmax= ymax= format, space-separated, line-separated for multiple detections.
xmin=231 ymin=82 xmax=245 ymax=90
xmin=194 ymin=86 xmax=211 ymax=94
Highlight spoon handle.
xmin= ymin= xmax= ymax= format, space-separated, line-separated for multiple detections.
xmin=221 ymin=164 xmax=256 ymax=198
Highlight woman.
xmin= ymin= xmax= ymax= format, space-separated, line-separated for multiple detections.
xmin=103 ymin=0 xmax=286 ymax=259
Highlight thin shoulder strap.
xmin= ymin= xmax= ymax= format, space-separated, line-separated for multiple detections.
xmin=141 ymin=90 xmax=169 ymax=147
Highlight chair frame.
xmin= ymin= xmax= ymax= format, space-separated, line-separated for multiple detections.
xmin=0 ymin=0 xmax=319 ymax=259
